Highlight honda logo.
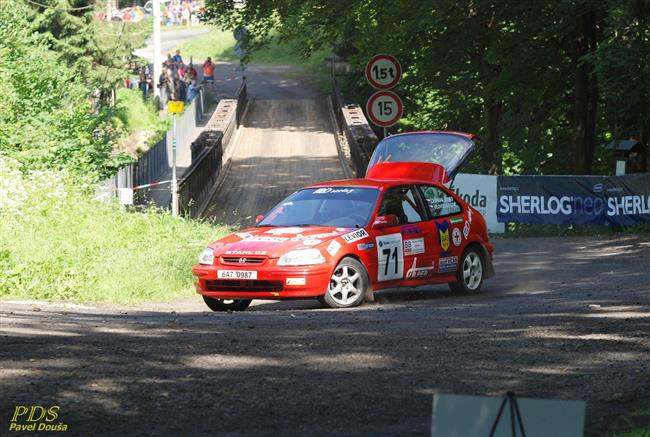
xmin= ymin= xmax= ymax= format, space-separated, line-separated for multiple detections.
xmin=238 ymin=258 xmax=247 ymax=264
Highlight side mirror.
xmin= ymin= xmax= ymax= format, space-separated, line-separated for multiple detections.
xmin=255 ymin=215 xmax=265 ymax=225
xmin=372 ymin=214 xmax=399 ymax=229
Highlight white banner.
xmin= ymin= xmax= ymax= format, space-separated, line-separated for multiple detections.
xmin=450 ymin=174 xmax=505 ymax=233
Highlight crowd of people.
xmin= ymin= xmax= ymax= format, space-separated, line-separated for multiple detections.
xmin=127 ymin=50 xmax=216 ymax=108
xmin=163 ymin=0 xmax=204 ymax=27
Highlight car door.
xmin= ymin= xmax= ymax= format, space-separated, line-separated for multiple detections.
xmin=418 ymin=184 xmax=465 ymax=276
xmin=371 ymin=185 xmax=432 ymax=285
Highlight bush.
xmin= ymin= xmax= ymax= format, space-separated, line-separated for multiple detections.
xmin=0 ymin=156 xmax=230 ymax=303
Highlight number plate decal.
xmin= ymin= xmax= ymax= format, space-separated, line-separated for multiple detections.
xmin=217 ymin=270 xmax=258 ymax=280
xmin=376 ymin=233 xmax=404 ymax=282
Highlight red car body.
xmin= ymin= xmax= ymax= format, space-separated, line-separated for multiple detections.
xmin=192 ymin=131 xmax=494 ymax=309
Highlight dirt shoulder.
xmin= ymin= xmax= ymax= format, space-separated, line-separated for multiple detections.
xmin=1 ymin=235 xmax=649 ymax=436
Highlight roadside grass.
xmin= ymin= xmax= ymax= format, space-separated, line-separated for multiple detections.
xmin=114 ymin=87 xmax=170 ymax=145
xmin=609 ymin=404 xmax=650 ymax=437
xmin=0 ymin=157 xmax=230 ymax=304
xmin=176 ymin=27 xmax=238 ymax=63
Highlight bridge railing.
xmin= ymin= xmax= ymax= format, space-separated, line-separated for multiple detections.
xmin=177 ymin=82 xmax=248 ymax=218
xmin=331 ymin=75 xmax=378 ymax=177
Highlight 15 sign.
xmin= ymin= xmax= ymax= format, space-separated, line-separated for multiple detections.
xmin=366 ymin=90 xmax=403 ymax=128
xmin=365 ymin=54 xmax=401 ymax=90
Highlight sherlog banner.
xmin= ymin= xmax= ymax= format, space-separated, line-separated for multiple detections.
xmin=497 ymin=173 xmax=650 ymax=226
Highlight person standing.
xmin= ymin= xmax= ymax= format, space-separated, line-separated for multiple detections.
xmin=138 ymin=68 xmax=148 ymax=100
xmin=202 ymin=57 xmax=215 ymax=89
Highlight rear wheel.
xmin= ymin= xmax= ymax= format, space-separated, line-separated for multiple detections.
xmin=202 ymin=296 xmax=252 ymax=312
xmin=318 ymin=257 xmax=369 ymax=308
xmin=449 ymin=248 xmax=484 ymax=294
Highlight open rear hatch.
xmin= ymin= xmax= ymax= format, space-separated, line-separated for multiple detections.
xmin=365 ymin=131 xmax=476 ymax=184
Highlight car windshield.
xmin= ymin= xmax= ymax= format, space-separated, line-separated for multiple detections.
xmin=258 ymin=187 xmax=380 ymax=228
xmin=367 ymin=132 xmax=474 ymax=177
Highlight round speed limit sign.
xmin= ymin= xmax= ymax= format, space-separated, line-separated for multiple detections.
xmin=365 ymin=54 xmax=402 ymax=90
xmin=366 ymin=90 xmax=403 ymax=127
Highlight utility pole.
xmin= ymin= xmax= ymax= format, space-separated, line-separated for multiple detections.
xmin=153 ymin=0 xmax=162 ymax=98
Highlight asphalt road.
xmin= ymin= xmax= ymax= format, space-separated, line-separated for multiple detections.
xmin=2 ymin=235 xmax=649 ymax=436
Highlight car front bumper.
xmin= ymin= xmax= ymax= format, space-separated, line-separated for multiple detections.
xmin=191 ymin=263 xmax=333 ymax=300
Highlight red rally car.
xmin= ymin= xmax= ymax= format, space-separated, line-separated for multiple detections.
xmin=192 ymin=131 xmax=494 ymax=311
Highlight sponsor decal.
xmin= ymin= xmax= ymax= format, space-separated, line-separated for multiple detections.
xmin=405 ymin=257 xmax=435 ymax=279
xmin=291 ymin=231 xmax=342 ymax=241
xmin=342 ymin=229 xmax=369 ymax=243
xmin=403 ymin=237 xmax=425 ymax=255
xmin=286 ymin=277 xmax=306 ymax=286
xmin=435 ymin=220 xmax=450 ymax=252
xmin=357 ymin=242 xmax=375 ymax=251
xmin=301 ymin=239 xmax=322 ymax=246
xmin=450 ymin=217 xmax=464 ymax=224
xmin=235 ymin=231 xmax=257 ymax=240
xmin=463 ymin=221 xmax=471 ymax=239
xmin=282 ymin=201 xmax=294 ymax=206
xmin=242 ymin=236 xmax=288 ymax=243
xmin=313 ymin=187 xmax=355 ymax=195
xmin=452 ymin=228 xmax=462 ymax=247
xmin=225 ymin=250 xmax=267 ymax=255
xmin=438 ymin=256 xmax=458 ymax=273
xmin=265 ymin=227 xmax=305 ymax=235
xmin=376 ymin=233 xmax=404 ymax=281
xmin=326 ymin=240 xmax=341 ymax=256
xmin=401 ymin=224 xmax=422 ymax=237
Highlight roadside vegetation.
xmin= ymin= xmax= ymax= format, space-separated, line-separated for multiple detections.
xmin=0 ymin=156 xmax=229 ymax=303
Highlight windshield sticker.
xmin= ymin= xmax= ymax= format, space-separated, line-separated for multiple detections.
xmin=342 ymin=229 xmax=369 ymax=244
xmin=452 ymin=228 xmax=462 ymax=247
xmin=401 ymin=224 xmax=422 ymax=237
xmin=301 ymin=239 xmax=322 ymax=246
xmin=405 ymin=257 xmax=435 ymax=279
xmin=326 ymin=240 xmax=341 ymax=256
xmin=439 ymin=256 xmax=458 ymax=273
xmin=376 ymin=233 xmax=404 ymax=281
xmin=357 ymin=242 xmax=375 ymax=251
xmin=313 ymin=188 xmax=355 ymax=195
xmin=282 ymin=202 xmax=294 ymax=206
xmin=225 ymin=250 xmax=267 ymax=255
xmin=403 ymin=237 xmax=425 ymax=256
xmin=265 ymin=227 xmax=305 ymax=235
xmin=242 ymin=236 xmax=288 ymax=243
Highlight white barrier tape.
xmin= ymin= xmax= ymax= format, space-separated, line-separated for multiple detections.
xmin=132 ymin=180 xmax=172 ymax=191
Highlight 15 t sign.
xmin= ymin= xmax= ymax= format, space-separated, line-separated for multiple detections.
xmin=365 ymin=54 xmax=401 ymax=90
xmin=366 ymin=90 xmax=403 ymax=127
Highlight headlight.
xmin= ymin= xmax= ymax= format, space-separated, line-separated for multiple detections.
xmin=277 ymin=249 xmax=325 ymax=266
xmin=198 ymin=247 xmax=214 ymax=265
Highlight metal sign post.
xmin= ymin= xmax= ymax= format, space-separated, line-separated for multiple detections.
xmin=167 ymin=101 xmax=185 ymax=217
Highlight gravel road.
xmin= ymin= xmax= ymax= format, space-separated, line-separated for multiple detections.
xmin=2 ymin=235 xmax=649 ymax=436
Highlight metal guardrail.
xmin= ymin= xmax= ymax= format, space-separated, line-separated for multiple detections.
xmin=331 ymin=75 xmax=378 ymax=177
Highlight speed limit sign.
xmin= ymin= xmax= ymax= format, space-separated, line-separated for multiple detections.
xmin=365 ymin=54 xmax=401 ymax=90
xmin=366 ymin=90 xmax=403 ymax=127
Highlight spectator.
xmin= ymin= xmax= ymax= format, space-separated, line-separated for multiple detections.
xmin=138 ymin=68 xmax=148 ymax=100
xmin=202 ymin=57 xmax=215 ymax=88
xmin=187 ymin=79 xmax=200 ymax=102
xmin=186 ymin=63 xmax=198 ymax=80
xmin=172 ymin=50 xmax=183 ymax=68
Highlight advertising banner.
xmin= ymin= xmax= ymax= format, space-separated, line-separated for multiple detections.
xmin=450 ymin=174 xmax=504 ymax=233
xmin=497 ymin=173 xmax=650 ymax=226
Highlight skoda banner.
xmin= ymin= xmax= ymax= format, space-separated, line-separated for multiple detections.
xmin=451 ymin=174 xmax=504 ymax=233
xmin=497 ymin=173 xmax=650 ymax=226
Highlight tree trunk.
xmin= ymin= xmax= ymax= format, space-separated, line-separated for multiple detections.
xmin=571 ymin=3 xmax=599 ymax=175
xmin=482 ymin=99 xmax=502 ymax=175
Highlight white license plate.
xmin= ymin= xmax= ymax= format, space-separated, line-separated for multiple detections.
xmin=217 ymin=270 xmax=258 ymax=280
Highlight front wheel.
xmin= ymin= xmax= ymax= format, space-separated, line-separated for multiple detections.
xmin=202 ymin=296 xmax=252 ymax=312
xmin=318 ymin=257 xmax=369 ymax=308
xmin=449 ymin=248 xmax=484 ymax=294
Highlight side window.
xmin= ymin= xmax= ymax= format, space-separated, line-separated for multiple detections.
xmin=420 ymin=185 xmax=462 ymax=217
xmin=378 ymin=186 xmax=426 ymax=224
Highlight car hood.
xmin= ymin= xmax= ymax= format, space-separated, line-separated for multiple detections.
xmin=209 ymin=226 xmax=357 ymax=258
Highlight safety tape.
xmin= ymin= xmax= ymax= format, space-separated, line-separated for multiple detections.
xmin=131 ymin=180 xmax=172 ymax=191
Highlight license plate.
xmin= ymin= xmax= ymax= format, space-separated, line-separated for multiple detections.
xmin=217 ymin=270 xmax=257 ymax=280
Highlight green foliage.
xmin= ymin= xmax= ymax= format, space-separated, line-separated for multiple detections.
xmin=204 ymin=0 xmax=650 ymax=176
xmin=0 ymin=157 xmax=230 ymax=303
xmin=0 ymin=1 xmax=129 ymax=180
xmin=113 ymin=88 xmax=170 ymax=146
